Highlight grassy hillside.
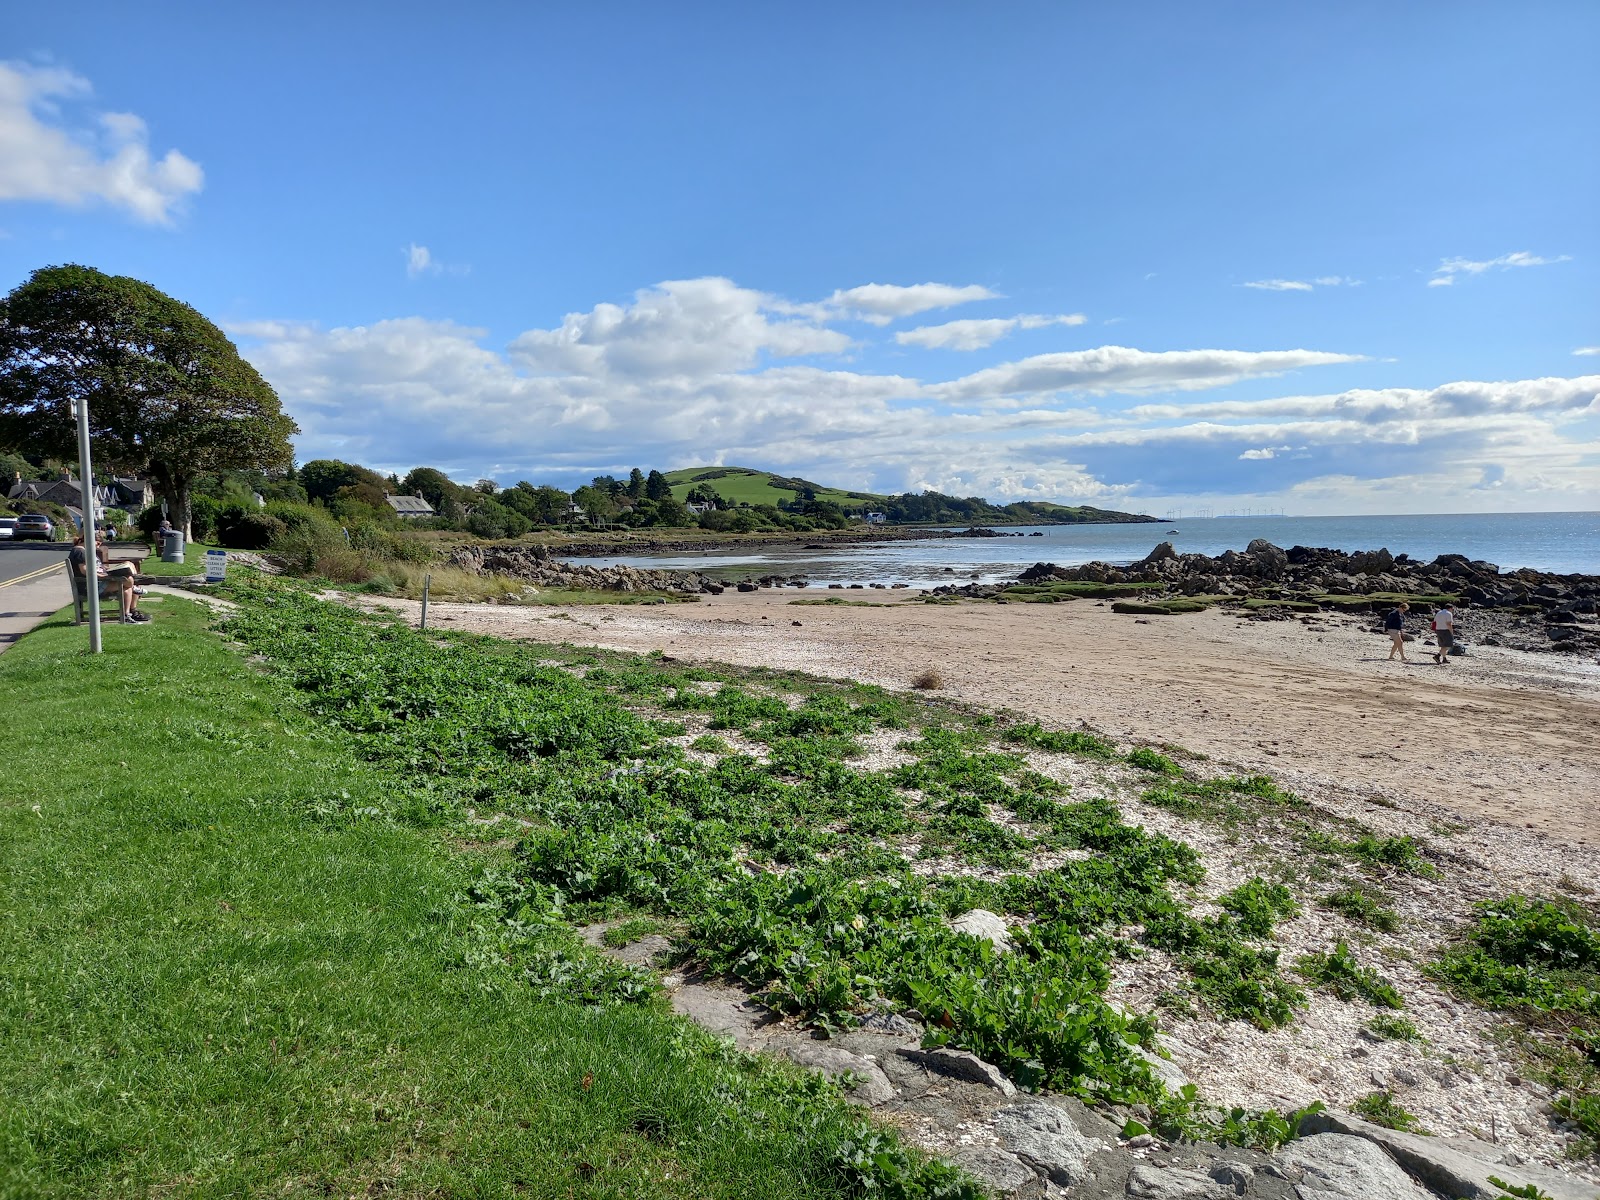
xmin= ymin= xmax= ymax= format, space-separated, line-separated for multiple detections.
xmin=664 ymin=466 xmax=1157 ymax=524
xmin=664 ymin=466 xmax=883 ymax=508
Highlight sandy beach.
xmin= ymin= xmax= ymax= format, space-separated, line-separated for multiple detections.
xmin=368 ymin=591 xmax=1600 ymax=846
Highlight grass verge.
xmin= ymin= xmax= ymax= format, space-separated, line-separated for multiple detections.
xmin=0 ymin=600 xmax=968 ymax=1199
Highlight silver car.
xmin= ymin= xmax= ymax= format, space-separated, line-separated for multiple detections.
xmin=0 ymin=517 xmax=16 ymax=539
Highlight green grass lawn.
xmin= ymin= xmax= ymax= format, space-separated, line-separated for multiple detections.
xmin=0 ymin=601 xmax=942 ymax=1199
xmin=136 ymin=539 xmax=221 ymax=578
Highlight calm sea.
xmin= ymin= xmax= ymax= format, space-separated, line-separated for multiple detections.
xmin=587 ymin=511 xmax=1600 ymax=588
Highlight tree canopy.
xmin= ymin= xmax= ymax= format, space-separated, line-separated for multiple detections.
xmin=0 ymin=264 xmax=298 ymax=534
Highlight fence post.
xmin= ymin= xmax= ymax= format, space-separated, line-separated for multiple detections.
xmin=420 ymin=573 xmax=431 ymax=630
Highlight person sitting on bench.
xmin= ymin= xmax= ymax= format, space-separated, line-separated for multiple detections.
xmin=68 ymin=535 xmax=149 ymax=624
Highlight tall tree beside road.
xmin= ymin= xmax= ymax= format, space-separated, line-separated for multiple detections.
xmin=0 ymin=265 xmax=298 ymax=537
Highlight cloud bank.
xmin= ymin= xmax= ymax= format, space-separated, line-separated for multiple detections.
xmin=234 ymin=275 xmax=1600 ymax=513
xmin=0 ymin=60 xmax=202 ymax=224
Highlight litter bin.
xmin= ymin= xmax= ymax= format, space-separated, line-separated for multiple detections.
xmin=161 ymin=529 xmax=186 ymax=563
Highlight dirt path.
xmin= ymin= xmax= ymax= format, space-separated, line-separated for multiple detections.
xmin=367 ymin=592 xmax=1600 ymax=846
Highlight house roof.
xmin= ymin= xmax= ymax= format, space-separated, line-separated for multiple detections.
xmin=385 ymin=494 xmax=437 ymax=515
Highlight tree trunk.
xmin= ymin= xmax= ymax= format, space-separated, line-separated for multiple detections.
xmin=171 ymin=480 xmax=193 ymax=543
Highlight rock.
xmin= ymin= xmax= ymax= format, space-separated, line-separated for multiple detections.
xmin=1135 ymin=1045 xmax=1191 ymax=1091
xmin=1124 ymin=1163 xmax=1238 ymax=1198
xmin=1141 ymin=541 xmax=1178 ymax=564
xmin=1298 ymin=1111 xmax=1597 ymax=1200
xmin=1276 ymin=1132 xmax=1424 ymax=1198
xmin=1548 ymin=609 xmax=1580 ymax=624
xmin=950 ymin=1147 xmax=1043 ymax=1197
xmin=775 ymin=1041 xmax=895 ymax=1106
xmin=896 ymin=1046 xmax=1016 ymax=1094
xmin=950 ymin=908 xmax=1014 ymax=952
xmin=669 ymin=983 xmax=775 ymax=1048
xmin=992 ymin=1099 xmax=1103 ymax=1188
xmin=858 ymin=1011 xmax=923 ymax=1036
xmin=610 ymin=933 xmax=672 ymax=966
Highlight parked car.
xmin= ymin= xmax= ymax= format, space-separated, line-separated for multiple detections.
xmin=13 ymin=514 xmax=55 ymax=541
xmin=0 ymin=517 xmax=17 ymax=539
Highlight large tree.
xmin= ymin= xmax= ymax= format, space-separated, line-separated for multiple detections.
xmin=0 ymin=264 xmax=298 ymax=537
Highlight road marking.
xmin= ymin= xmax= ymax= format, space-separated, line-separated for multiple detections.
xmin=0 ymin=562 xmax=65 ymax=590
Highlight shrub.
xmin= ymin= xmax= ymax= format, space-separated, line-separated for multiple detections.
xmin=911 ymin=668 xmax=944 ymax=690
xmin=215 ymin=506 xmax=287 ymax=550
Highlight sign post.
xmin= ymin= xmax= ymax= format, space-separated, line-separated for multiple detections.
xmin=204 ymin=550 xmax=227 ymax=583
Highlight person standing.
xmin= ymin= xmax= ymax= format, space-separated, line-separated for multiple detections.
xmin=1384 ymin=601 xmax=1410 ymax=661
xmin=1432 ymin=602 xmax=1457 ymax=664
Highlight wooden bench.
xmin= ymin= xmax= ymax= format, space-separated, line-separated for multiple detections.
xmin=65 ymin=564 xmax=122 ymax=625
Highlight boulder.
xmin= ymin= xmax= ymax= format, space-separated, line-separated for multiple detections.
xmin=1276 ymin=1132 xmax=1424 ymax=1197
xmin=949 ymin=908 xmax=1014 ymax=952
xmin=950 ymin=1147 xmax=1043 ymax=1197
xmin=1297 ymin=1110 xmax=1597 ymax=1200
xmin=992 ymin=1099 xmax=1103 ymax=1188
xmin=775 ymin=1041 xmax=895 ymax=1106
xmin=896 ymin=1046 xmax=1016 ymax=1094
xmin=1140 ymin=541 xmax=1178 ymax=564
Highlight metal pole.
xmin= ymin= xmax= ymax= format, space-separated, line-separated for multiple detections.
xmin=420 ymin=573 xmax=430 ymax=630
xmin=74 ymin=397 xmax=102 ymax=653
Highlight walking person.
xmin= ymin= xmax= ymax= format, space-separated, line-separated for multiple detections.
xmin=1432 ymin=602 xmax=1457 ymax=664
xmin=1384 ymin=601 xmax=1410 ymax=661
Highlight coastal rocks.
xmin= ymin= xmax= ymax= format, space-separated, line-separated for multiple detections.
xmin=1275 ymin=1132 xmax=1424 ymax=1198
xmin=992 ymin=1099 xmax=1104 ymax=1187
xmin=448 ymin=544 xmax=728 ymax=594
xmin=1299 ymin=1110 xmax=1599 ymax=1200
xmin=897 ymin=1046 xmax=1018 ymax=1094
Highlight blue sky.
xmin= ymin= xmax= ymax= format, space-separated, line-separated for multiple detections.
xmin=3 ymin=2 xmax=1597 ymax=513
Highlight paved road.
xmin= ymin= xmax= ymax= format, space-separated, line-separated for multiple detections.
xmin=0 ymin=541 xmax=71 ymax=585
xmin=0 ymin=543 xmax=72 ymax=653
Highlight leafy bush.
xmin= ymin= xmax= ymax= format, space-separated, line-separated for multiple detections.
xmin=1366 ymin=1014 xmax=1423 ymax=1042
xmin=1127 ymin=747 xmax=1182 ymax=775
xmin=215 ymin=505 xmax=287 ymax=549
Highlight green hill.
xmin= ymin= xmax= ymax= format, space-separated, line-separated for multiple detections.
xmin=664 ymin=466 xmax=884 ymax=508
xmin=662 ymin=466 xmax=1157 ymax=525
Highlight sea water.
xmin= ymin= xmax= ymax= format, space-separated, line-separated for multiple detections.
xmin=585 ymin=511 xmax=1600 ymax=588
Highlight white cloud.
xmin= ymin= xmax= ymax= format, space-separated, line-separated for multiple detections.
xmin=231 ymin=274 xmax=1599 ymax=514
xmin=1574 ymin=347 xmax=1600 ymax=357
xmin=1241 ymin=276 xmax=1360 ymax=292
xmin=0 ymin=60 xmax=202 ymax=224
xmin=509 ymin=277 xmax=852 ymax=379
xmin=929 ymin=346 xmax=1364 ymax=403
xmin=823 ymin=282 xmax=997 ymax=325
xmin=895 ymin=313 xmax=1088 ymax=351
xmin=403 ymin=242 xmax=468 ymax=278
xmin=1428 ymin=250 xmax=1571 ymax=287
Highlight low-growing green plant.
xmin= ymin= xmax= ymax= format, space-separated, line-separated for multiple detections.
xmin=1324 ymin=885 xmax=1401 ymax=933
xmin=690 ymin=733 xmax=733 ymax=755
xmin=1151 ymin=1086 xmax=1324 ymax=1151
xmin=1366 ymin=1013 xmax=1424 ymax=1042
xmin=1297 ymin=941 xmax=1404 ymax=1008
xmin=1488 ymin=1176 xmax=1555 ymax=1199
xmin=1351 ymin=1090 xmax=1429 ymax=1133
xmin=204 ymin=579 xmax=1327 ymax=1155
xmin=1127 ymin=747 xmax=1182 ymax=775
xmin=1305 ymin=830 xmax=1439 ymax=878
xmin=1003 ymin=722 xmax=1119 ymax=760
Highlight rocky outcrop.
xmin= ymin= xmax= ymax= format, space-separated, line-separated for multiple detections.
xmin=939 ymin=541 xmax=1600 ymax=653
xmin=445 ymin=543 xmax=831 ymax=595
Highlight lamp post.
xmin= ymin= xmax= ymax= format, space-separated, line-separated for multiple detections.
xmin=73 ymin=396 xmax=101 ymax=653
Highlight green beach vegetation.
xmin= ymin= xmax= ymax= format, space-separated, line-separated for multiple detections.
xmin=0 ymin=597 xmax=979 ymax=1199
